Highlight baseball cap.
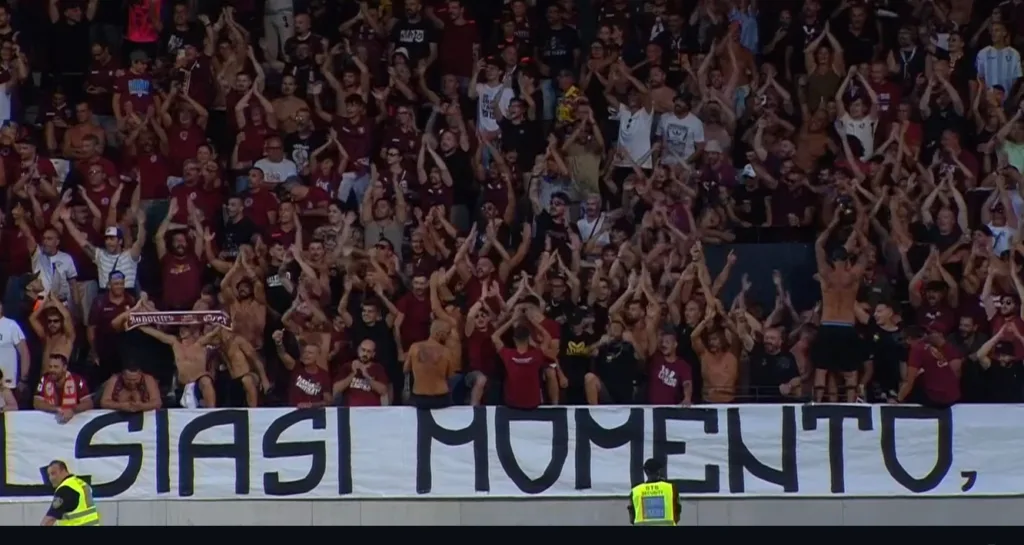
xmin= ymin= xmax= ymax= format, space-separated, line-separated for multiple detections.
xmin=741 ymin=164 xmax=756 ymax=179
xmin=104 ymin=226 xmax=122 ymax=238
xmin=129 ymin=50 xmax=150 ymax=64
xmin=393 ymin=47 xmax=410 ymax=61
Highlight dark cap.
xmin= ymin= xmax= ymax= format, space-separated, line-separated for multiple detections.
xmin=995 ymin=341 xmax=1016 ymax=357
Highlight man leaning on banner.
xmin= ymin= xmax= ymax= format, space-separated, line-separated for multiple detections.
xmin=628 ymin=458 xmax=680 ymax=526
xmin=41 ymin=460 xmax=101 ymax=526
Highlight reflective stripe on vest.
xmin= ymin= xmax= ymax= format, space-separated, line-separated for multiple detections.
xmin=631 ymin=481 xmax=676 ymax=526
xmin=54 ymin=476 xmax=101 ymax=527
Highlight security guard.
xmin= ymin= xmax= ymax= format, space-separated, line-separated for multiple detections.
xmin=40 ymin=460 xmax=101 ymax=526
xmin=628 ymin=458 xmax=680 ymax=526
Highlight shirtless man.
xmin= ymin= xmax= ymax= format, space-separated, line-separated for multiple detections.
xmin=217 ymin=328 xmax=271 ymax=407
xmin=62 ymin=103 xmax=106 ymax=160
xmin=136 ymin=295 xmax=223 ymax=407
xmin=608 ymin=271 xmax=659 ymax=360
xmin=272 ymin=75 xmax=307 ymax=134
xmin=220 ymin=248 xmax=268 ymax=351
xmin=28 ymin=290 xmax=75 ymax=362
xmin=812 ymin=212 xmax=869 ymax=402
xmin=403 ymin=321 xmax=460 ymax=409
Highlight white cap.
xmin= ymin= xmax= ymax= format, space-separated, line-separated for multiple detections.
xmin=741 ymin=164 xmax=756 ymax=178
xmin=104 ymin=226 xmax=121 ymax=238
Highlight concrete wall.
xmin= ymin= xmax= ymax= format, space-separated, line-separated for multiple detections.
xmin=4 ymin=497 xmax=1022 ymax=525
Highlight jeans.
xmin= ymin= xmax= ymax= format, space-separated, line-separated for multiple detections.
xmin=540 ymin=78 xmax=557 ymax=121
xmin=94 ymin=115 xmax=120 ymax=149
xmin=339 ymin=172 xmax=371 ymax=206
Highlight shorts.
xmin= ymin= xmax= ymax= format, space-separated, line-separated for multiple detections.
xmin=599 ymin=378 xmax=634 ymax=405
xmin=812 ymin=323 xmax=864 ymax=374
xmin=409 ymin=393 xmax=452 ymax=410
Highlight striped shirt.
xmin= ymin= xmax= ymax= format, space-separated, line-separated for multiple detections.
xmin=975 ymin=46 xmax=1023 ymax=97
xmin=92 ymin=248 xmax=140 ymax=289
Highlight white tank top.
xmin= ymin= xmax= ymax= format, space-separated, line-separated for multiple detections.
xmin=838 ymin=114 xmax=876 ymax=160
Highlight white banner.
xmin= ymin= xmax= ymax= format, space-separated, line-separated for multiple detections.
xmin=0 ymin=405 xmax=1019 ymax=501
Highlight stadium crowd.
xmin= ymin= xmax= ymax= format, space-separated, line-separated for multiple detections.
xmin=0 ymin=0 xmax=1020 ymax=421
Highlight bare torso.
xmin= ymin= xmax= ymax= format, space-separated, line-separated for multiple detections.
xmin=230 ymin=300 xmax=266 ymax=350
xmin=44 ymin=333 xmax=73 ymax=361
xmin=820 ymin=268 xmax=860 ymax=324
xmin=172 ymin=340 xmax=210 ymax=383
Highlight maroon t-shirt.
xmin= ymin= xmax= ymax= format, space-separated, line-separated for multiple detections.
xmin=89 ymin=293 xmax=135 ymax=358
xmin=287 ymin=365 xmax=331 ymax=407
xmin=336 ymin=361 xmax=389 ymax=407
xmin=466 ymin=328 xmax=497 ymax=376
xmin=646 ymin=353 xmax=692 ymax=405
xmin=396 ymin=293 xmax=431 ymax=350
xmin=160 ymin=252 xmax=203 ymax=310
xmin=125 ymin=151 xmax=172 ymax=200
xmin=166 ymin=122 xmax=206 ymax=176
xmin=439 ymin=20 xmax=479 ymax=79
xmin=334 ymin=116 xmax=374 ymax=175
xmin=499 ymin=346 xmax=547 ymax=409
xmin=917 ymin=303 xmax=956 ymax=336
xmin=113 ymin=71 xmax=156 ymax=116
xmin=907 ymin=341 xmax=962 ymax=405
xmin=86 ymin=57 xmax=119 ymax=116
xmin=242 ymin=189 xmax=279 ymax=234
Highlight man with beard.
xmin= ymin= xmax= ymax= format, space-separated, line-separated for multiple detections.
xmin=895 ymin=324 xmax=962 ymax=407
xmin=220 ymin=194 xmax=261 ymax=259
xmin=283 ymin=108 xmax=326 ymax=177
xmin=137 ymin=294 xmax=224 ymax=408
xmin=585 ymin=320 xmax=639 ymax=405
xmin=220 ymin=247 xmax=268 ymax=355
xmin=404 ymin=321 xmax=459 ymax=408
xmin=608 ymin=271 xmax=660 ymax=360
xmin=975 ymin=324 xmax=1024 ymax=403
xmin=748 ymin=327 xmax=802 ymax=403
xmin=99 ymin=361 xmax=162 ymax=413
xmin=339 ymin=282 xmax=401 ymax=398
xmin=389 ymin=0 xmax=438 ymax=68
xmin=657 ymin=94 xmax=704 ymax=166
xmin=334 ymin=339 xmax=390 ymax=406
xmin=154 ymin=199 xmax=204 ymax=310
xmin=644 ymin=329 xmax=693 ymax=405
xmin=360 ymin=174 xmax=407 ymax=252
xmin=28 ymin=291 xmax=75 ymax=364
xmin=33 ymin=354 xmax=92 ymax=424
xmin=395 ymin=273 xmax=432 ymax=356
xmin=559 ymin=307 xmax=599 ymax=405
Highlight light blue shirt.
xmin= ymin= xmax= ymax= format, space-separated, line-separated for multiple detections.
xmin=729 ymin=8 xmax=759 ymax=54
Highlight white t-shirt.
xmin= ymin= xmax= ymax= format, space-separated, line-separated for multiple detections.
xmin=657 ymin=112 xmax=705 ymax=164
xmin=837 ymin=114 xmax=877 ymax=160
xmin=577 ymin=213 xmax=610 ymax=249
xmin=475 ymin=83 xmax=511 ymax=133
xmin=0 ymin=317 xmax=26 ymax=388
xmin=32 ymin=248 xmax=78 ymax=300
xmin=254 ymin=157 xmax=299 ymax=184
xmin=615 ymin=104 xmax=654 ymax=168
xmin=0 ymin=83 xmax=11 ymax=125
xmin=988 ymin=223 xmax=1013 ymax=255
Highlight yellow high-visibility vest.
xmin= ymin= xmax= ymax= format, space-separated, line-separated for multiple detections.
xmin=54 ymin=476 xmax=101 ymax=526
xmin=631 ymin=481 xmax=676 ymax=526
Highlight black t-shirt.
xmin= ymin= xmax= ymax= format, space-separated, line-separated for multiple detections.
xmin=264 ymin=263 xmax=294 ymax=319
xmin=748 ymin=347 xmax=800 ymax=402
xmin=733 ymin=184 xmax=770 ymax=225
xmin=284 ymin=32 xmax=323 ymax=62
xmin=220 ymin=217 xmax=260 ymax=258
xmin=498 ymin=118 xmax=541 ymax=162
xmin=45 ymin=480 xmax=82 ymax=519
xmin=594 ymin=340 xmax=638 ymax=395
xmin=441 ymin=148 xmax=475 ymax=206
xmin=160 ymin=23 xmax=204 ymax=59
xmin=545 ymin=296 xmax=577 ymax=327
xmin=349 ymin=318 xmax=399 ymax=373
xmin=787 ymin=16 xmax=824 ymax=74
xmin=984 ymin=360 xmax=1024 ymax=402
xmin=537 ymin=25 xmax=580 ymax=73
xmin=835 ymin=25 xmax=878 ymax=68
xmin=559 ymin=327 xmax=597 ymax=377
xmin=389 ymin=18 xmax=437 ymax=64
xmin=866 ymin=322 xmax=906 ymax=396
xmin=284 ymin=130 xmax=327 ymax=175
xmin=50 ymin=19 xmax=91 ymax=74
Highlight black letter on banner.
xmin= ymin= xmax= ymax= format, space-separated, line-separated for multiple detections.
xmin=801 ymin=405 xmax=873 ymax=493
xmin=879 ymin=406 xmax=952 ymax=493
xmin=155 ymin=409 xmax=170 ymax=493
xmin=574 ymin=408 xmax=644 ymax=490
xmin=70 ymin=411 xmax=146 ymax=498
xmin=416 ymin=407 xmax=489 ymax=494
xmin=652 ymin=407 xmax=720 ymax=493
xmin=727 ymin=407 xmax=798 ymax=492
xmin=0 ymin=413 xmax=64 ymax=497
xmin=335 ymin=407 xmax=353 ymax=495
xmin=262 ymin=409 xmax=327 ymax=496
xmin=178 ymin=410 xmax=250 ymax=497
xmin=494 ymin=407 xmax=568 ymax=494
